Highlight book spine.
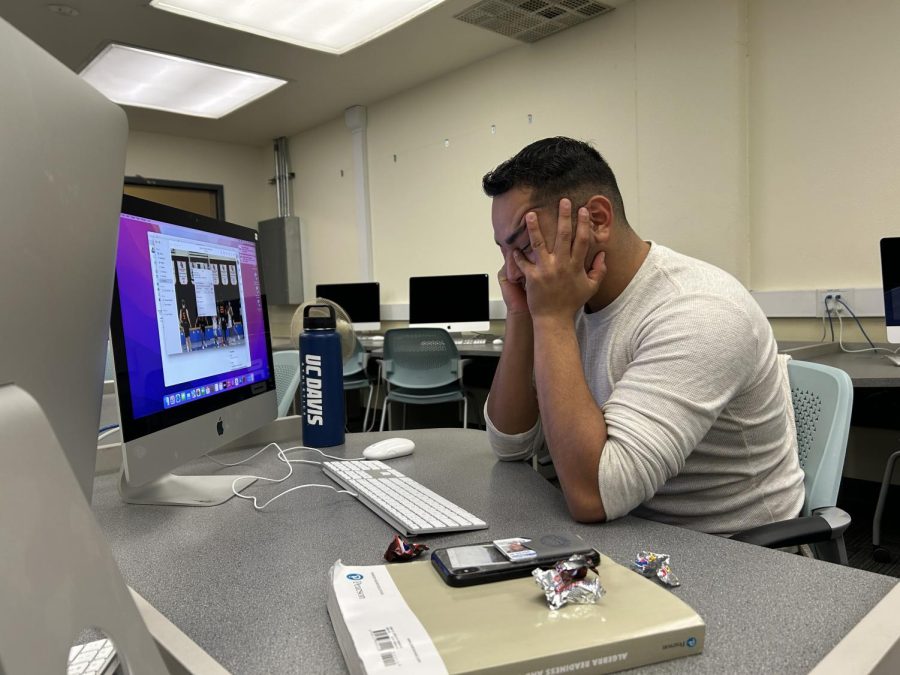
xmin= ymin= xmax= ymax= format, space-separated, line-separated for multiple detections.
xmin=468 ymin=626 xmax=705 ymax=675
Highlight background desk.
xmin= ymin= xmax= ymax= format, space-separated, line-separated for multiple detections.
xmin=91 ymin=425 xmax=896 ymax=674
xmin=783 ymin=342 xmax=900 ymax=388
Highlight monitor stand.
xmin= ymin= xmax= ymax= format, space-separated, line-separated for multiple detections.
xmin=118 ymin=470 xmax=256 ymax=506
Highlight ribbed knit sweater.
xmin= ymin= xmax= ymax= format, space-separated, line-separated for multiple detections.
xmin=486 ymin=243 xmax=805 ymax=535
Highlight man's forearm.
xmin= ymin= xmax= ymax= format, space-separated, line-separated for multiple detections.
xmin=486 ymin=312 xmax=539 ymax=434
xmin=532 ymin=316 xmax=608 ymax=522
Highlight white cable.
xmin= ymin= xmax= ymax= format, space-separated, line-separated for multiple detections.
xmin=223 ymin=442 xmax=363 ymax=510
xmin=836 ymin=312 xmax=899 ymax=354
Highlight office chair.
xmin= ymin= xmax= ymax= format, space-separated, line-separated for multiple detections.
xmin=344 ymin=336 xmax=374 ymax=431
xmin=732 ymin=359 xmax=853 ymax=564
xmin=873 ymin=449 xmax=900 ymax=563
xmin=379 ymin=328 xmax=467 ymax=431
xmin=273 ymin=350 xmax=302 ymax=418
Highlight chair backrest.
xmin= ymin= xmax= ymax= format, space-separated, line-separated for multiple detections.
xmin=787 ymin=359 xmax=853 ymax=516
xmin=382 ymin=328 xmax=460 ymax=389
xmin=343 ymin=336 xmax=368 ymax=377
xmin=273 ymin=349 xmax=302 ymax=417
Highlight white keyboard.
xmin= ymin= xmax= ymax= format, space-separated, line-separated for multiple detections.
xmin=322 ymin=460 xmax=488 ymax=536
xmin=67 ymin=638 xmax=117 ymax=675
xmin=453 ymin=337 xmax=488 ymax=345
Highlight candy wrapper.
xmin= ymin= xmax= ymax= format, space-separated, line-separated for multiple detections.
xmin=532 ymin=554 xmax=605 ymax=610
xmin=384 ymin=535 xmax=428 ymax=562
xmin=632 ymin=551 xmax=680 ymax=587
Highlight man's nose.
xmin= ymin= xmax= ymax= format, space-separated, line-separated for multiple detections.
xmin=505 ymin=252 xmax=524 ymax=283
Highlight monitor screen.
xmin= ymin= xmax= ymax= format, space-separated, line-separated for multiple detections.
xmin=408 ymin=274 xmax=490 ymax=333
xmin=111 ymin=195 xmax=275 ymax=448
xmin=316 ymin=282 xmax=381 ymax=332
xmin=881 ymin=238 xmax=900 ymax=343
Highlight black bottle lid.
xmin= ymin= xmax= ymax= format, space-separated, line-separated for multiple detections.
xmin=303 ymin=304 xmax=336 ymax=330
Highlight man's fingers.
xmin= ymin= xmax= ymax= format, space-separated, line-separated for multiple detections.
xmin=524 ymin=211 xmax=547 ymax=256
xmin=571 ymin=206 xmax=592 ymax=262
xmin=554 ymin=198 xmax=573 ymax=253
xmin=587 ymin=251 xmax=607 ymax=283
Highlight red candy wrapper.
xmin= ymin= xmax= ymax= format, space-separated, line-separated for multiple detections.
xmin=384 ymin=534 xmax=428 ymax=562
xmin=532 ymin=554 xmax=605 ymax=610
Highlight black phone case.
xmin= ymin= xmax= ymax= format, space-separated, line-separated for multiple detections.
xmin=430 ymin=534 xmax=600 ymax=587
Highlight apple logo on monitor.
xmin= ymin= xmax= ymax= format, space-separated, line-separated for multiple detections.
xmin=216 ymin=417 xmax=224 ymax=436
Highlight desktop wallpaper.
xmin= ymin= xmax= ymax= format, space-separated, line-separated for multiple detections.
xmin=115 ymin=213 xmax=270 ymax=420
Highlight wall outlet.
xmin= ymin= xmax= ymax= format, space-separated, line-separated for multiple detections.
xmin=816 ymin=289 xmax=855 ymax=317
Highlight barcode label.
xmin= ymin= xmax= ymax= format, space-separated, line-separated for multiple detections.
xmin=371 ymin=628 xmax=398 ymax=668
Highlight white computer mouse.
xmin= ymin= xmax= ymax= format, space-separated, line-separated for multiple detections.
xmin=492 ymin=338 xmax=504 ymax=345
xmin=362 ymin=437 xmax=415 ymax=460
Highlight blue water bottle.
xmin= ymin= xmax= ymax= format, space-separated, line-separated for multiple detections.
xmin=299 ymin=304 xmax=346 ymax=447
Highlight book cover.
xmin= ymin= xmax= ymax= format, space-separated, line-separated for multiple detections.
xmin=327 ymin=553 xmax=705 ymax=675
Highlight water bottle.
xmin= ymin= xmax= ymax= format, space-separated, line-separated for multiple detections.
xmin=299 ymin=304 xmax=346 ymax=447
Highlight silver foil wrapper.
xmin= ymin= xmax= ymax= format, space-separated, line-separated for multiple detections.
xmin=633 ymin=550 xmax=680 ymax=587
xmin=532 ymin=554 xmax=605 ymax=610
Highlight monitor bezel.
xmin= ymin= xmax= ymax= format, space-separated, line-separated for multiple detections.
xmin=315 ymin=281 xmax=382 ymax=332
xmin=880 ymin=237 xmax=900 ymax=343
xmin=408 ymin=273 xmax=491 ymax=333
xmin=110 ymin=194 xmax=276 ymax=443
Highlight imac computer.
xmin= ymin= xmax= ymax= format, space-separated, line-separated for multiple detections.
xmin=0 ymin=18 xmax=128 ymax=504
xmin=881 ymin=238 xmax=900 ymax=343
xmin=408 ymin=274 xmax=491 ymax=333
xmin=316 ymin=282 xmax=382 ymax=332
xmin=110 ymin=195 xmax=277 ymax=505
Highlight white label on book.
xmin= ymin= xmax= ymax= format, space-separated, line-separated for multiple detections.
xmin=331 ymin=561 xmax=448 ymax=674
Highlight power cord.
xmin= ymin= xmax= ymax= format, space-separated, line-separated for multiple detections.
xmin=203 ymin=443 xmax=363 ymax=510
xmin=831 ymin=297 xmax=899 ymax=354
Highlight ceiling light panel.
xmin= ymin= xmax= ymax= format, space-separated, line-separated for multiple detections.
xmin=79 ymin=44 xmax=287 ymax=118
xmin=150 ymin=0 xmax=447 ymax=54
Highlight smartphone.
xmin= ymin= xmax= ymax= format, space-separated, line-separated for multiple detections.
xmin=430 ymin=533 xmax=600 ymax=587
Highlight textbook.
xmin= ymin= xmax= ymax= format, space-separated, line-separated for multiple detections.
xmin=327 ymin=554 xmax=705 ymax=675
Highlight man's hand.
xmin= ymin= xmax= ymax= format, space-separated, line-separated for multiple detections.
xmin=513 ymin=198 xmax=607 ymax=321
xmin=497 ymin=265 xmax=530 ymax=317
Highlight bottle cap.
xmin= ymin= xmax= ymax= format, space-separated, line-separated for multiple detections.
xmin=303 ymin=303 xmax=336 ymax=330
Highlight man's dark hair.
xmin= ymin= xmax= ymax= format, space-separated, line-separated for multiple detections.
xmin=482 ymin=137 xmax=627 ymax=223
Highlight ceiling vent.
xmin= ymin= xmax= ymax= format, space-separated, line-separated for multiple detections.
xmin=455 ymin=0 xmax=614 ymax=43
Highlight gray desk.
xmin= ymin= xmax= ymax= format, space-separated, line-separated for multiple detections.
xmin=783 ymin=342 xmax=900 ymax=388
xmin=92 ymin=425 xmax=896 ymax=674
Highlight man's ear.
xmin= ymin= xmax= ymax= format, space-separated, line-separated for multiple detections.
xmin=586 ymin=195 xmax=613 ymax=244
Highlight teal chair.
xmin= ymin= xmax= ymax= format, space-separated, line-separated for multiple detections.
xmin=379 ymin=328 xmax=467 ymax=431
xmin=273 ymin=350 xmax=302 ymax=418
xmin=732 ymin=359 xmax=853 ymax=564
xmin=343 ymin=337 xmax=374 ymax=431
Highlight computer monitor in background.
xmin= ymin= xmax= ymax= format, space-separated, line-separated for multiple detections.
xmin=880 ymin=238 xmax=900 ymax=343
xmin=409 ymin=274 xmax=491 ymax=333
xmin=110 ymin=195 xmax=276 ymax=505
xmin=0 ymin=18 xmax=128 ymax=503
xmin=316 ymin=282 xmax=381 ymax=331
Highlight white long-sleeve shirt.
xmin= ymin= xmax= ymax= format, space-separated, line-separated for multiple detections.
xmin=486 ymin=243 xmax=805 ymax=535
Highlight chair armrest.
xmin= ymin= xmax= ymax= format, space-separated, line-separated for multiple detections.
xmin=730 ymin=507 xmax=851 ymax=549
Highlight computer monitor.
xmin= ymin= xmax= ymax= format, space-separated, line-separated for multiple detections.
xmin=0 ymin=18 xmax=128 ymax=503
xmin=316 ymin=282 xmax=381 ymax=332
xmin=880 ymin=237 xmax=900 ymax=343
xmin=110 ymin=195 xmax=277 ymax=505
xmin=408 ymin=274 xmax=491 ymax=333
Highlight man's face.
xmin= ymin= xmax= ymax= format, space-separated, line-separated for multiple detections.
xmin=491 ymin=186 xmax=557 ymax=287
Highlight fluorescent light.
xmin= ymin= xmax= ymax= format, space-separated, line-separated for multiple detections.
xmin=79 ymin=44 xmax=286 ymax=119
xmin=150 ymin=0 xmax=447 ymax=55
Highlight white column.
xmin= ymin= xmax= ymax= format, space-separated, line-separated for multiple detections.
xmin=344 ymin=105 xmax=374 ymax=281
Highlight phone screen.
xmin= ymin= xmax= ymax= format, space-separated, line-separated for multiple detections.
xmin=446 ymin=544 xmax=511 ymax=570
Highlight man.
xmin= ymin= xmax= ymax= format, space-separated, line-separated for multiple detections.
xmin=483 ymin=137 xmax=804 ymax=535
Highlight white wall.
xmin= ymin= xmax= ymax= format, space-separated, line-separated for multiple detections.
xmin=125 ymin=131 xmax=271 ymax=230
xmin=290 ymin=0 xmax=749 ymax=306
xmin=749 ymin=0 xmax=900 ymax=291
